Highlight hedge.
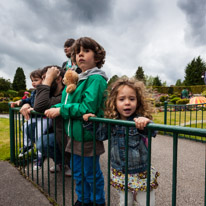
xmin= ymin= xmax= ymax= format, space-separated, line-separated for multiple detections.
xmin=0 ymin=102 xmax=9 ymax=113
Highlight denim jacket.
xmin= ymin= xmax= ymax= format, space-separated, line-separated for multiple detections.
xmin=83 ymin=115 xmax=156 ymax=174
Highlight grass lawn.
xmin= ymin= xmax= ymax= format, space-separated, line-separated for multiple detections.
xmin=0 ymin=118 xmax=10 ymax=160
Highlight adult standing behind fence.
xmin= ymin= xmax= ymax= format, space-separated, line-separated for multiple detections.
xmin=33 ymin=66 xmax=72 ymax=176
xmin=62 ymin=38 xmax=81 ymax=74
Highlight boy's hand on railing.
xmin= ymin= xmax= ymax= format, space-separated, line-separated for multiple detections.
xmin=44 ymin=108 xmax=60 ymax=119
xmin=20 ymin=103 xmax=31 ymax=120
xmin=134 ymin=117 xmax=151 ymax=131
xmin=10 ymin=100 xmax=21 ymax=108
xmin=83 ymin=113 xmax=96 ymax=121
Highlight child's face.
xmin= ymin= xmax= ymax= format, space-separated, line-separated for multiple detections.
xmin=31 ymin=77 xmax=42 ymax=88
xmin=76 ymin=46 xmax=96 ymax=72
xmin=116 ymin=85 xmax=137 ymax=120
xmin=64 ymin=46 xmax=72 ymax=58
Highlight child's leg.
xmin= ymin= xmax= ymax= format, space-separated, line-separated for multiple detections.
xmin=84 ymin=156 xmax=105 ymax=204
xmin=23 ymin=119 xmax=36 ymax=147
xmin=135 ymin=190 xmax=155 ymax=206
xmin=71 ymin=154 xmax=91 ymax=204
xmin=119 ymin=190 xmax=134 ymax=206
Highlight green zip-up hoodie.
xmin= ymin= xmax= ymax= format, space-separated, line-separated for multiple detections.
xmin=53 ymin=67 xmax=108 ymax=142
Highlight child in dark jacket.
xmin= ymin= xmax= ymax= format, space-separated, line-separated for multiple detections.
xmin=83 ymin=78 xmax=159 ymax=206
xmin=44 ymin=37 xmax=107 ymax=206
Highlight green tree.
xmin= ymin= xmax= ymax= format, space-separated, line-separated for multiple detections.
xmin=175 ymin=79 xmax=182 ymax=86
xmin=0 ymin=77 xmax=12 ymax=91
xmin=145 ymin=75 xmax=154 ymax=86
xmin=135 ymin=66 xmax=145 ymax=82
xmin=108 ymin=75 xmax=119 ymax=87
xmin=12 ymin=67 xmax=26 ymax=91
xmin=153 ymin=76 xmax=162 ymax=86
xmin=184 ymin=56 xmax=206 ymax=86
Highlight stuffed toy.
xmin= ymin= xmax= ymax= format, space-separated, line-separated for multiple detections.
xmin=63 ymin=69 xmax=79 ymax=93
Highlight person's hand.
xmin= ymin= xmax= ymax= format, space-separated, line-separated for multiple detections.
xmin=133 ymin=117 xmax=151 ymax=130
xmin=20 ymin=104 xmax=31 ymax=120
xmin=43 ymin=67 xmax=60 ymax=86
xmin=44 ymin=108 xmax=60 ymax=119
xmin=83 ymin=113 xmax=96 ymax=121
xmin=10 ymin=100 xmax=21 ymax=108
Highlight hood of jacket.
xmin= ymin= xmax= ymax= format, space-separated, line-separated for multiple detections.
xmin=78 ymin=67 xmax=108 ymax=82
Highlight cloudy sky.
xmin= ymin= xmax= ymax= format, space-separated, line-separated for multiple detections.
xmin=0 ymin=0 xmax=206 ymax=89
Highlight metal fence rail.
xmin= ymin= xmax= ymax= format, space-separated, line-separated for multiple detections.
xmin=164 ymin=101 xmax=206 ymax=142
xmin=9 ymin=106 xmax=206 ymax=206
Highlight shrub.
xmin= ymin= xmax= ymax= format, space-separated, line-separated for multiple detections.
xmin=0 ymin=102 xmax=9 ymax=113
xmin=5 ymin=90 xmax=18 ymax=98
xmin=159 ymin=95 xmax=168 ymax=102
xmin=170 ymin=97 xmax=181 ymax=104
xmin=176 ymin=99 xmax=189 ymax=105
xmin=201 ymin=90 xmax=206 ymax=97
xmin=12 ymin=97 xmax=22 ymax=102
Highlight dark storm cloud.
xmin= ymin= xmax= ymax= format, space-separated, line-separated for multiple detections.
xmin=177 ymin=0 xmax=206 ymax=46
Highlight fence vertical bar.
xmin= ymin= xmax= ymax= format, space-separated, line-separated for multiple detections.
xmin=9 ymin=104 xmax=15 ymax=163
xmin=71 ymin=119 xmax=74 ymax=206
xmin=164 ymin=101 xmax=168 ymax=135
xmin=146 ymin=129 xmax=152 ymax=206
xmin=53 ymin=118 xmax=57 ymax=201
xmin=107 ymin=124 xmax=111 ymax=206
xmin=124 ymin=127 xmax=129 ymax=206
xmin=172 ymin=132 xmax=178 ymax=206
xmin=62 ymin=120 xmax=65 ymax=206
xmin=93 ymin=122 xmax=96 ymax=206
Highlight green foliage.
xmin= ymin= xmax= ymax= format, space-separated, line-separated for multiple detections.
xmin=0 ymin=103 xmax=9 ymax=113
xmin=135 ymin=66 xmax=145 ymax=83
xmin=152 ymin=76 xmax=162 ymax=86
xmin=12 ymin=97 xmax=22 ymax=102
xmin=175 ymin=79 xmax=182 ymax=86
xmin=6 ymin=90 xmax=18 ymax=98
xmin=176 ymin=99 xmax=189 ymax=105
xmin=12 ymin=67 xmax=26 ymax=91
xmin=184 ymin=56 xmax=206 ymax=86
xmin=108 ymin=75 xmax=119 ymax=87
xmin=0 ymin=77 xmax=12 ymax=91
xmin=170 ymin=97 xmax=181 ymax=104
xmin=145 ymin=75 xmax=155 ymax=86
xmin=201 ymin=90 xmax=206 ymax=97
xmin=160 ymin=95 xmax=168 ymax=102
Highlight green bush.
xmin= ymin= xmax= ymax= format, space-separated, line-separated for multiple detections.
xmin=201 ymin=90 xmax=206 ymax=97
xmin=0 ymin=102 xmax=9 ymax=113
xmin=169 ymin=94 xmax=177 ymax=99
xmin=12 ymin=97 xmax=22 ymax=102
xmin=176 ymin=99 xmax=189 ymax=104
xmin=159 ymin=95 xmax=168 ymax=102
xmin=5 ymin=90 xmax=18 ymax=98
xmin=170 ymin=97 xmax=181 ymax=104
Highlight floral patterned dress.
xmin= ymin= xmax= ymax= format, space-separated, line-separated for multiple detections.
xmin=110 ymin=166 xmax=159 ymax=193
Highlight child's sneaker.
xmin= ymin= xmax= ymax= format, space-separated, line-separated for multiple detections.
xmin=65 ymin=165 xmax=72 ymax=177
xmin=33 ymin=158 xmax=42 ymax=170
xmin=18 ymin=146 xmax=33 ymax=158
xmin=50 ymin=164 xmax=62 ymax=173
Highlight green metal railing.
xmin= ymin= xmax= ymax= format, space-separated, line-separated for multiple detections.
xmin=9 ymin=106 xmax=206 ymax=206
xmin=164 ymin=101 xmax=206 ymax=142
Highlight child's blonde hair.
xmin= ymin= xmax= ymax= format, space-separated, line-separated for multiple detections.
xmin=104 ymin=77 xmax=153 ymax=119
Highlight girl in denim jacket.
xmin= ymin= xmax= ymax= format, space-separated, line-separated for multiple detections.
xmin=83 ymin=78 xmax=159 ymax=206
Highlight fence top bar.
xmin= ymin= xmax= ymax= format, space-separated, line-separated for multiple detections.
xmin=87 ymin=117 xmax=206 ymax=137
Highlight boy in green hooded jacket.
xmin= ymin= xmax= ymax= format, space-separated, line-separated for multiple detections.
xmin=45 ymin=37 xmax=107 ymax=206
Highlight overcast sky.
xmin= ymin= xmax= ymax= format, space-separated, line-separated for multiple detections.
xmin=0 ymin=0 xmax=206 ymax=89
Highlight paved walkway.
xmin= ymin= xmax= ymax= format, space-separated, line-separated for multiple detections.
xmin=0 ymin=134 xmax=205 ymax=206
xmin=0 ymin=161 xmax=52 ymax=206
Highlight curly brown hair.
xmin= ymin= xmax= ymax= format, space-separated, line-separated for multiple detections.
xmin=71 ymin=37 xmax=106 ymax=69
xmin=104 ymin=77 xmax=153 ymax=120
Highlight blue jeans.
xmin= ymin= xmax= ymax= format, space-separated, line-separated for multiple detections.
xmin=36 ymin=133 xmax=62 ymax=164
xmin=71 ymin=154 xmax=105 ymax=204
